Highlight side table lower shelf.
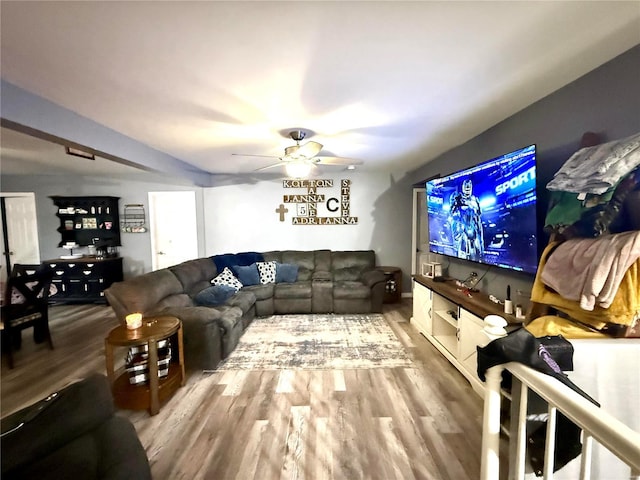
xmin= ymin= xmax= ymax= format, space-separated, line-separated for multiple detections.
xmin=112 ymin=364 xmax=184 ymax=412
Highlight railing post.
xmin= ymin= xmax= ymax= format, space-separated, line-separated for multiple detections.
xmin=509 ymin=378 xmax=529 ymax=480
xmin=481 ymin=365 xmax=504 ymax=480
xmin=579 ymin=432 xmax=593 ymax=480
xmin=543 ymin=405 xmax=557 ymax=479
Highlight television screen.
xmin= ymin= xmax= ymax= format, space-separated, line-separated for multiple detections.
xmin=426 ymin=144 xmax=538 ymax=274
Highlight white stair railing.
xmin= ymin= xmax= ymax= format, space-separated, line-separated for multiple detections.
xmin=481 ymin=361 xmax=640 ymax=480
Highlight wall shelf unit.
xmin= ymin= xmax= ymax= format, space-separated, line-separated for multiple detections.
xmin=51 ymin=196 xmax=121 ymax=247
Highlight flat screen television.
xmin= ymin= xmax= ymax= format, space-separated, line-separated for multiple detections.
xmin=426 ymin=144 xmax=538 ymax=274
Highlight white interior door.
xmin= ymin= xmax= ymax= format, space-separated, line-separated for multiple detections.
xmin=1 ymin=193 xmax=41 ymax=295
xmin=1 ymin=193 xmax=40 ymax=267
xmin=149 ymin=191 xmax=198 ymax=271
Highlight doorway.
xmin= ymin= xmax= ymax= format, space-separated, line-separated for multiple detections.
xmin=148 ymin=191 xmax=198 ymax=271
xmin=411 ymin=187 xmax=430 ymax=276
xmin=1 ymin=193 xmax=41 ymax=292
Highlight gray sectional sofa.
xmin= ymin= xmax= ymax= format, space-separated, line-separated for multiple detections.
xmin=105 ymin=250 xmax=386 ymax=371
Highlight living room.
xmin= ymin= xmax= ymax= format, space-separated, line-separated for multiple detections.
xmin=2 ymin=2 xmax=640 ymax=479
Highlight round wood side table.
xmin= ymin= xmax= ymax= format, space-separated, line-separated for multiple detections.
xmin=105 ymin=315 xmax=185 ymax=415
xmin=377 ymin=266 xmax=402 ymax=304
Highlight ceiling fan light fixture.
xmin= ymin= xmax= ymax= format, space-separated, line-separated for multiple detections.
xmin=285 ymin=161 xmax=312 ymax=178
xmin=347 ymin=165 xmax=356 ymax=170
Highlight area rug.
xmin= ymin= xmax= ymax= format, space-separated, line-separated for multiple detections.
xmin=216 ymin=313 xmax=412 ymax=370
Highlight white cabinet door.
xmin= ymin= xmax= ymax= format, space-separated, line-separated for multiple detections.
xmin=458 ymin=309 xmax=484 ymax=377
xmin=411 ymin=280 xmax=432 ymax=336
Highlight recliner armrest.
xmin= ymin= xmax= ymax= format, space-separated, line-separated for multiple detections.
xmin=361 ymin=269 xmax=386 ymax=288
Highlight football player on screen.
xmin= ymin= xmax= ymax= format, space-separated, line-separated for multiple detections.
xmin=448 ymin=179 xmax=484 ymax=261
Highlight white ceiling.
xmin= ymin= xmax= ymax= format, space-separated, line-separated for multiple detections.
xmin=1 ymin=1 xmax=639 ymax=179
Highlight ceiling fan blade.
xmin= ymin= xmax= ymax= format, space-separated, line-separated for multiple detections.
xmin=232 ymin=153 xmax=281 ymax=159
xmin=314 ymin=156 xmax=364 ymax=165
xmin=254 ymin=162 xmax=285 ymax=172
xmin=296 ymin=141 xmax=323 ymax=158
xmin=284 ymin=145 xmax=300 ymax=157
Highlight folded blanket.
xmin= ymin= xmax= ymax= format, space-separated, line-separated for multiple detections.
xmin=525 ymin=315 xmax=609 ymax=339
xmin=546 ymin=132 xmax=640 ymax=195
xmin=531 ymin=242 xmax=640 ymax=331
xmin=541 ymin=231 xmax=640 ymax=310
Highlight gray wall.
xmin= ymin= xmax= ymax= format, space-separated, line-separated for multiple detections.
xmin=406 ymin=44 xmax=640 ymax=305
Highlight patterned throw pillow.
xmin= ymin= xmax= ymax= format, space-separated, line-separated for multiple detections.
xmin=256 ymin=261 xmax=277 ymax=284
xmin=210 ymin=267 xmax=243 ymax=291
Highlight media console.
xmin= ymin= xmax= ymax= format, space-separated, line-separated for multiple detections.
xmin=411 ymin=275 xmax=521 ymax=396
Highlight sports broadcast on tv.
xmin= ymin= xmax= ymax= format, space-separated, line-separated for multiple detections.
xmin=426 ymin=144 xmax=538 ymax=274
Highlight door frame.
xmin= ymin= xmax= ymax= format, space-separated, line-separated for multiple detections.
xmin=0 ymin=191 xmax=40 ymax=285
xmin=148 ymin=190 xmax=199 ymax=271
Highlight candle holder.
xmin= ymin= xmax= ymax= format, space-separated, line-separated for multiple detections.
xmin=125 ymin=313 xmax=143 ymax=330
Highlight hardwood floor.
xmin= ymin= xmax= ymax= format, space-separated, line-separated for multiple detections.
xmin=1 ymin=300 xmax=497 ymax=479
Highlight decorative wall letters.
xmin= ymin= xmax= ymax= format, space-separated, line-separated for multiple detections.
xmin=279 ymin=179 xmax=358 ymax=225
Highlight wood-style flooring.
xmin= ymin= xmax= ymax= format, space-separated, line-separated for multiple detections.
xmin=1 ymin=300 xmax=500 ymax=480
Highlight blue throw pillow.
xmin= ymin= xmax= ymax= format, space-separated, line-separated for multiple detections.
xmin=211 ymin=253 xmax=237 ymax=272
xmin=236 ymin=251 xmax=264 ymax=266
xmin=194 ymin=284 xmax=236 ymax=306
xmin=231 ymin=263 xmax=260 ymax=286
xmin=276 ymin=263 xmax=299 ymax=283
xmin=212 ymin=252 xmax=265 ymax=272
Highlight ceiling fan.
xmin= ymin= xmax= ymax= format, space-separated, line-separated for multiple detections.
xmin=233 ymin=130 xmax=363 ymax=177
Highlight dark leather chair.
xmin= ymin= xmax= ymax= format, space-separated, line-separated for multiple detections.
xmin=1 ymin=264 xmax=55 ymax=368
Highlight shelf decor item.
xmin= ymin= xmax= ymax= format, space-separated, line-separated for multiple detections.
xmin=121 ymin=204 xmax=147 ymax=233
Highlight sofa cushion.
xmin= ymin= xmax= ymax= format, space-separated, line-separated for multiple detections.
xmin=155 ymin=293 xmax=194 ymax=310
xmin=211 ymin=267 xmax=243 ymax=291
xmin=194 ymin=285 xmax=237 ymax=306
xmin=333 ymin=281 xmax=371 ymax=299
xmin=261 ymin=251 xmax=283 ymax=264
xmin=274 ymin=281 xmax=312 ymax=299
xmin=231 ymin=263 xmax=260 ymax=286
xmin=314 ymin=249 xmax=332 ymax=271
xmin=256 ymin=261 xmax=277 ymax=284
xmin=276 ymin=263 xmax=299 ymax=283
xmin=170 ymin=258 xmax=217 ymax=293
xmin=333 ymin=266 xmax=364 ymax=282
xmin=281 ymin=251 xmax=315 ymax=280
xmin=242 ymin=283 xmax=275 ymax=301
xmin=226 ymin=290 xmax=257 ymax=315
xmin=331 ymin=250 xmax=375 ymax=270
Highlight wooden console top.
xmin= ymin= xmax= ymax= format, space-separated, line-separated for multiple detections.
xmin=413 ymin=275 xmax=521 ymax=325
